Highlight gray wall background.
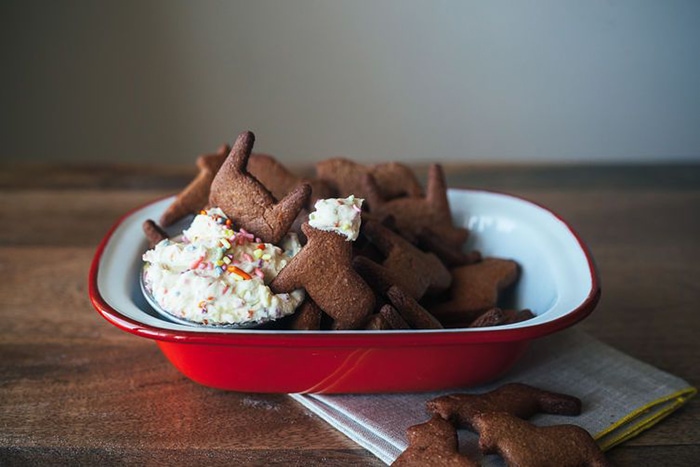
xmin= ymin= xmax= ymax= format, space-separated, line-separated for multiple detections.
xmin=2 ymin=0 xmax=699 ymax=166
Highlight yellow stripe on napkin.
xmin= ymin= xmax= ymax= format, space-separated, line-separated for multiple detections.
xmin=595 ymin=386 xmax=697 ymax=451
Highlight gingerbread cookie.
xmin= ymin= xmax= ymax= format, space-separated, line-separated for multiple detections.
xmin=359 ymin=219 xmax=452 ymax=299
xmin=429 ymin=258 xmax=519 ymax=325
xmin=392 ymin=415 xmax=478 ymax=467
xmin=316 ymin=157 xmax=422 ymax=201
xmin=270 ymin=222 xmax=375 ymax=329
xmin=316 ymin=157 xmax=371 ymax=200
xmin=468 ymin=307 xmax=535 ymax=328
xmin=352 ymin=256 xmax=394 ymax=296
xmin=503 ymin=308 xmax=535 ymax=324
xmin=160 ymin=144 xmax=229 ymax=227
xmin=369 ymin=161 xmax=423 ymax=199
xmin=472 ymin=412 xmax=609 ymax=467
xmin=467 ymin=307 xmax=506 ymax=328
xmin=209 ymin=131 xmax=311 ymax=244
xmin=363 ymin=304 xmax=412 ymax=331
xmin=386 ymin=286 xmax=443 ymax=329
xmin=363 ymin=164 xmax=469 ymax=249
xmin=288 ymin=298 xmax=323 ymax=330
xmin=142 ymin=219 xmax=168 ymax=248
xmin=248 ymin=153 xmax=336 ymax=209
xmin=416 ymin=228 xmax=481 ymax=267
xmin=364 ymin=313 xmax=391 ymax=330
xmin=427 ymin=383 xmax=581 ymax=430
xmin=379 ymin=304 xmax=410 ymax=330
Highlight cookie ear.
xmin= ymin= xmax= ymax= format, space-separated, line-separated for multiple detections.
xmin=267 ymin=183 xmax=312 ymax=237
xmin=209 ymin=131 xmax=310 ymax=244
xmin=229 ymin=130 xmax=255 ymax=172
xmin=425 ymin=163 xmax=450 ymax=214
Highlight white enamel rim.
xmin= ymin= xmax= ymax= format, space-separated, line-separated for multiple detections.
xmin=90 ymin=189 xmax=600 ymax=337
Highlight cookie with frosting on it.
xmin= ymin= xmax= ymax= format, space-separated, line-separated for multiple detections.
xmin=270 ymin=197 xmax=375 ymax=330
xmin=392 ymin=415 xmax=478 ymax=467
xmin=429 ymin=258 xmax=519 ymax=326
xmin=363 ymin=164 xmax=469 ymax=249
xmin=209 ymin=131 xmax=311 ymax=245
xmin=472 ymin=412 xmax=609 ymax=467
xmin=160 ymin=144 xmax=230 ymax=227
xmin=308 ymin=195 xmax=364 ymax=241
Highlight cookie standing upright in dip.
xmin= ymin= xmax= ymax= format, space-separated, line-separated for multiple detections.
xmin=142 ymin=207 xmax=304 ymax=325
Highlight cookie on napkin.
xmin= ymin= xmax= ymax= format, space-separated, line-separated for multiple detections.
xmin=427 ymin=382 xmax=581 ymax=430
xmin=472 ymin=412 xmax=610 ymax=467
xmin=392 ymin=415 xmax=478 ymax=467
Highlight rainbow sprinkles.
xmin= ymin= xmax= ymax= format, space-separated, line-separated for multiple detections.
xmin=142 ymin=207 xmax=304 ymax=325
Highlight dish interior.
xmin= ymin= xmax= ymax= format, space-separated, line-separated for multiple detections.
xmin=96 ymin=189 xmax=593 ymax=334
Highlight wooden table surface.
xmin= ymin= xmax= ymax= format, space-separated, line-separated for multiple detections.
xmin=1 ymin=162 xmax=699 ymax=466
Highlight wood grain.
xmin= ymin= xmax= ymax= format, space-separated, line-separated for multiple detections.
xmin=1 ymin=163 xmax=698 ymax=466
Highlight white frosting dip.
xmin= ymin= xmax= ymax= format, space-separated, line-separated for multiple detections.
xmin=308 ymin=195 xmax=364 ymax=241
xmin=142 ymin=208 xmax=304 ymax=325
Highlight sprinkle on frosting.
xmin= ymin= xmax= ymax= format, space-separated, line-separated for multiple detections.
xmin=308 ymin=195 xmax=364 ymax=241
xmin=142 ymin=207 xmax=304 ymax=325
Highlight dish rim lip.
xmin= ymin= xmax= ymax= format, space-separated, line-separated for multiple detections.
xmin=88 ymin=187 xmax=601 ymax=348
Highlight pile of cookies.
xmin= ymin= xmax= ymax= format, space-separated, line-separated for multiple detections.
xmin=144 ymin=130 xmax=534 ymax=330
xmin=394 ymin=383 xmax=610 ymax=466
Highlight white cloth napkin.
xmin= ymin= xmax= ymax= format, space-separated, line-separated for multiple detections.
xmin=290 ymin=329 xmax=696 ymax=466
